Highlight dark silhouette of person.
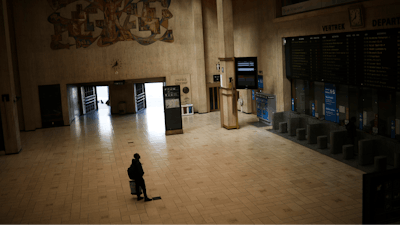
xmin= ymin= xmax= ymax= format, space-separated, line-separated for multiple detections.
xmin=131 ymin=153 xmax=152 ymax=202
xmin=346 ymin=117 xmax=357 ymax=145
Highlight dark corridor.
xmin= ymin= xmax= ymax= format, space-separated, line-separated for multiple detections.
xmin=0 ymin=110 xmax=5 ymax=151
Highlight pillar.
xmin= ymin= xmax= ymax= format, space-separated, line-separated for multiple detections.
xmin=0 ymin=0 xmax=21 ymax=154
xmin=217 ymin=0 xmax=234 ymax=88
xmin=192 ymin=0 xmax=207 ymax=113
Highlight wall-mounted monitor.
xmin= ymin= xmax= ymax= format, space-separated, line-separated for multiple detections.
xmin=235 ymin=57 xmax=258 ymax=89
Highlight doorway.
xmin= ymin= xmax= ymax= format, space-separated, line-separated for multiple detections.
xmin=96 ymin=86 xmax=110 ymax=111
xmin=0 ymin=110 xmax=4 ymax=151
xmin=81 ymin=86 xmax=97 ymax=114
xmin=135 ymin=83 xmax=146 ymax=112
xmin=145 ymin=83 xmax=163 ymax=109
xmin=144 ymin=82 xmax=165 ymax=133
xmin=38 ymin=84 xmax=64 ymax=128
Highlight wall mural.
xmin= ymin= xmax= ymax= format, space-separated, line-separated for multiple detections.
xmin=47 ymin=0 xmax=174 ymax=50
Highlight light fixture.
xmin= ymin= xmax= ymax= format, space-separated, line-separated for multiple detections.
xmin=216 ymin=62 xmax=220 ymax=71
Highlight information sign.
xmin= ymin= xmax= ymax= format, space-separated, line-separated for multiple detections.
xmin=285 ymin=28 xmax=400 ymax=91
xmin=163 ymin=86 xmax=183 ymax=133
xmin=324 ymin=83 xmax=337 ymax=123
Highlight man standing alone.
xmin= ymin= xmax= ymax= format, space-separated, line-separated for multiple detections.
xmin=131 ymin=153 xmax=152 ymax=202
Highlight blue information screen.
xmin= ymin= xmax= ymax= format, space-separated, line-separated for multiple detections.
xmin=325 ymin=83 xmax=337 ymax=123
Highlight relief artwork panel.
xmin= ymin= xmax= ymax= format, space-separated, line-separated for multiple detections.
xmin=47 ymin=0 xmax=174 ymax=50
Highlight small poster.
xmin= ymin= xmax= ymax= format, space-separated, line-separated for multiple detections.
xmin=339 ymin=105 xmax=345 ymax=113
xmin=359 ymin=113 xmax=363 ymax=130
xmin=165 ymin=99 xmax=180 ymax=109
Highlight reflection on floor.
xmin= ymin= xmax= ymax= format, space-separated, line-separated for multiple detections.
xmin=0 ymin=109 xmax=364 ymax=224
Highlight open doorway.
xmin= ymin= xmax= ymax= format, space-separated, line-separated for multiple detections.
xmin=145 ymin=83 xmax=164 ymax=109
xmin=96 ymin=86 xmax=110 ymax=112
xmin=144 ymin=82 xmax=164 ymax=133
xmin=39 ymin=84 xmax=64 ymax=128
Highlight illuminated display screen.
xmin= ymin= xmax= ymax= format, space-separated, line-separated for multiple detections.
xmin=235 ymin=57 xmax=258 ymax=89
xmin=285 ymin=28 xmax=400 ymax=91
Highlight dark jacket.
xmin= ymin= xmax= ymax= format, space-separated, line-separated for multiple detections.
xmin=132 ymin=159 xmax=144 ymax=178
xmin=346 ymin=122 xmax=357 ymax=140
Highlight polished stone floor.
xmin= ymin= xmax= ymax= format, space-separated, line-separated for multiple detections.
xmin=0 ymin=105 xmax=364 ymax=224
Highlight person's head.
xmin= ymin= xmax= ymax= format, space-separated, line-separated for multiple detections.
xmin=134 ymin=153 xmax=140 ymax=159
xmin=350 ymin=117 xmax=356 ymax=123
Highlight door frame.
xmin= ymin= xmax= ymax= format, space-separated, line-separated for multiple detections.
xmin=207 ymin=82 xmax=221 ymax=112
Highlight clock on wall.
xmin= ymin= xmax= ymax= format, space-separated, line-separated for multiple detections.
xmin=348 ymin=6 xmax=364 ymax=28
xmin=111 ymin=58 xmax=122 ymax=71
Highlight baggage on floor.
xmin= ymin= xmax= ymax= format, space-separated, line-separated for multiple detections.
xmin=129 ymin=180 xmax=142 ymax=195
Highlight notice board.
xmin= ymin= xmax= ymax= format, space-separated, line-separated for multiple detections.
xmin=324 ymin=83 xmax=337 ymax=123
xmin=285 ymin=28 xmax=400 ymax=91
xmin=163 ymin=85 xmax=183 ymax=135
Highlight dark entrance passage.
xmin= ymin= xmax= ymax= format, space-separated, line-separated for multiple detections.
xmin=0 ymin=110 xmax=5 ymax=151
xmin=38 ymin=84 xmax=64 ymax=128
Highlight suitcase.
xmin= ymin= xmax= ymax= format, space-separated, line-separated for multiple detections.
xmin=129 ymin=180 xmax=142 ymax=195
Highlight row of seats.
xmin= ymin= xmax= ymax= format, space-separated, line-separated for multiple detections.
xmin=278 ymin=121 xmax=400 ymax=172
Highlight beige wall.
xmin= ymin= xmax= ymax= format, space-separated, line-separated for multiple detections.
xmin=12 ymin=0 xmax=208 ymax=130
xmin=203 ymin=0 xmax=219 ymax=83
xmin=233 ymin=0 xmax=400 ymax=112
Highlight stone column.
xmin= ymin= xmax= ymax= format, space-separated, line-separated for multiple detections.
xmin=0 ymin=0 xmax=21 ymax=154
xmin=217 ymin=0 xmax=235 ymax=88
xmin=217 ymin=0 xmax=238 ymax=129
xmin=192 ymin=0 xmax=207 ymax=113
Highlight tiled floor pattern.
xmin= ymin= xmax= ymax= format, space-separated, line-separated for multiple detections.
xmin=0 ymin=106 xmax=364 ymax=224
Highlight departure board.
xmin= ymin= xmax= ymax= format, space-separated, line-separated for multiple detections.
xmin=285 ymin=28 xmax=400 ymax=91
